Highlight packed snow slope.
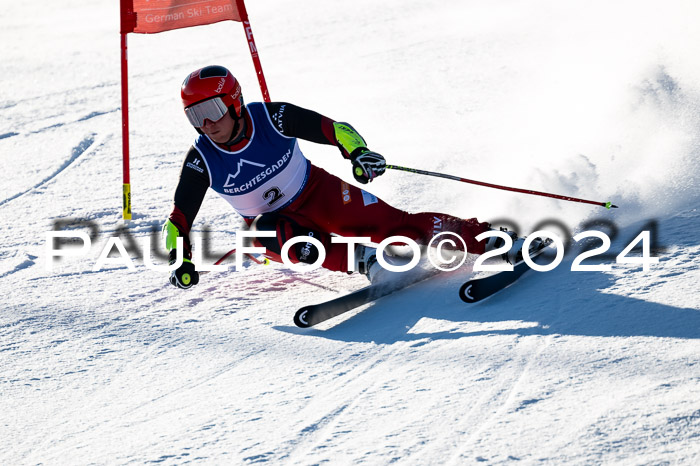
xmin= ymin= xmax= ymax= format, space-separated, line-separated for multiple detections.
xmin=1 ymin=0 xmax=699 ymax=463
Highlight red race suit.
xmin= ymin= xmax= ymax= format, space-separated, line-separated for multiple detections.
xmin=168 ymin=102 xmax=489 ymax=272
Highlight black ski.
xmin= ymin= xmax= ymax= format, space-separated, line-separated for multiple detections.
xmin=294 ymin=269 xmax=438 ymax=328
xmin=459 ymin=242 xmax=552 ymax=303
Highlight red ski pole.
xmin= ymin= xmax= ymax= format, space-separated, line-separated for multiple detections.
xmin=199 ymin=249 xmax=268 ymax=276
xmin=387 ymin=165 xmax=618 ymax=209
xmin=213 ymin=249 xmax=267 ymax=266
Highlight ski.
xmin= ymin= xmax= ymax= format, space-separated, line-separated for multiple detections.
xmin=294 ymin=269 xmax=439 ymax=328
xmin=459 ymin=241 xmax=552 ymax=303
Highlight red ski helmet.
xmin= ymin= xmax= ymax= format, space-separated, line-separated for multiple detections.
xmin=181 ymin=65 xmax=243 ymax=126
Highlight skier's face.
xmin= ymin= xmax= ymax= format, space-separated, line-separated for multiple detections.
xmin=200 ymin=111 xmax=236 ymax=144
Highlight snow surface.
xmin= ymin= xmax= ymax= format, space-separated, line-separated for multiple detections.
xmin=1 ymin=0 xmax=699 ymax=463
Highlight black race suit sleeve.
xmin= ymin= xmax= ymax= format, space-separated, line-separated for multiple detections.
xmin=168 ymin=146 xmax=209 ymax=257
xmin=264 ymin=102 xmax=338 ymax=147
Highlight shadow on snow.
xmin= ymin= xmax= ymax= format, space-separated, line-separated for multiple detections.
xmin=275 ymin=265 xmax=699 ymax=344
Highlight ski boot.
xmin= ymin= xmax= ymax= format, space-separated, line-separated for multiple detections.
xmin=483 ymin=228 xmax=532 ymax=265
xmin=354 ymin=245 xmax=380 ymax=282
xmin=354 ymin=245 xmax=417 ymax=283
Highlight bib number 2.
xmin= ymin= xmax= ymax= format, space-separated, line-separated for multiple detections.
xmin=263 ymin=187 xmax=285 ymax=206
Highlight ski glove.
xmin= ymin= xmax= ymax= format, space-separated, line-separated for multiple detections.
xmin=350 ymin=149 xmax=386 ymax=184
xmin=332 ymin=121 xmax=386 ymax=183
xmin=170 ymin=258 xmax=199 ymax=289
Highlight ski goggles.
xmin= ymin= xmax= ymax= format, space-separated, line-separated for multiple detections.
xmin=184 ymin=97 xmax=229 ymax=128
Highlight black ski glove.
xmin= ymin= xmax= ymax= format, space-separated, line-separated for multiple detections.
xmin=350 ymin=149 xmax=386 ymax=184
xmin=170 ymin=259 xmax=199 ymax=289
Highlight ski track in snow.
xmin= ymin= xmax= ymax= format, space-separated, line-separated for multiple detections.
xmin=449 ymin=335 xmax=555 ymax=462
xmin=0 ymin=133 xmax=101 ymax=208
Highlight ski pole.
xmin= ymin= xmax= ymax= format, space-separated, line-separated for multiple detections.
xmin=199 ymin=249 xmax=268 ymax=275
xmin=212 ymin=249 xmax=268 ymax=266
xmin=386 ymin=165 xmax=618 ymax=209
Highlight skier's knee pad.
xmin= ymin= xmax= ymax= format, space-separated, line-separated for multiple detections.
xmin=249 ymin=213 xmax=322 ymax=264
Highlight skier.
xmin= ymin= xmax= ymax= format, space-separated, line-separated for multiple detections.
xmin=163 ymin=65 xmax=506 ymax=289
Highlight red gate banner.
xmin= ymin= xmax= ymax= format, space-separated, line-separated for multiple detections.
xmin=121 ymin=0 xmax=242 ymax=34
xmin=119 ymin=0 xmax=269 ymax=220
